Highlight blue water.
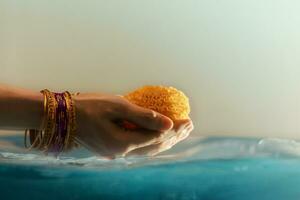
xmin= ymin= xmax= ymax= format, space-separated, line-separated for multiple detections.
xmin=1 ymin=135 xmax=300 ymax=200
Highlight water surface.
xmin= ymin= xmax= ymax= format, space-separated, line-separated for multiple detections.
xmin=1 ymin=135 xmax=300 ymax=200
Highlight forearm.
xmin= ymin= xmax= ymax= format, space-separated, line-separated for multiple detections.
xmin=0 ymin=83 xmax=44 ymax=130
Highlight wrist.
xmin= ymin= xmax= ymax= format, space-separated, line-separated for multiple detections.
xmin=72 ymin=94 xmax=87 ymax=142
xmin=27 ymin=91 xmax=44 ymax=130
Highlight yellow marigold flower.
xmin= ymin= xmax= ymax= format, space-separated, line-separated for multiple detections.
xmin=124 ymin=85 xmax=190 ymax=121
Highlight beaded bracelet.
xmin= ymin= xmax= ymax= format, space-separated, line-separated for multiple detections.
xmin=24 ymin=89 xmax=79 ymax=156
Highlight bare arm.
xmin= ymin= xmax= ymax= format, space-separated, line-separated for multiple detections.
xmin=0 ymin=83 xmax=43 ymax=130
xmin=0 ymin=83 xmax=193 ymax=158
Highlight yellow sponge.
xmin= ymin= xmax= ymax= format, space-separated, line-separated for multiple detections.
xmin=124 ymin=85 xmax=190 ymax=121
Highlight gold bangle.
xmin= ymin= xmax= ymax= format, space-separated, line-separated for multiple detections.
xmin=63 ymin=91 xmax=77 ymax=151
xmin=24 ymin=89 xmax=80 ymax=155
xmin=24 ymin=89 xmax=48 ymax=150
xmin=41 ymin=89 xmax=57 ymax=153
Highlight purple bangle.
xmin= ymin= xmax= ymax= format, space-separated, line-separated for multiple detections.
xmin=49 ymin=92 xmax=69 ymax=155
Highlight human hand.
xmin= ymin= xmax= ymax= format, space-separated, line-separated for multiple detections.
xmin=127 ymin=118 xmax=194 ymax=157
xmin=73 ymin=93 xmax=193 ymax=159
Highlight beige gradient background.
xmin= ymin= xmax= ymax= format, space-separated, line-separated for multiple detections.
xmin=1 ymin=1 xmax=300 ymax=139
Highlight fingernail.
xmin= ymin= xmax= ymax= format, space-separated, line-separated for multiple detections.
xmin=160 ymin=116 xmax=173 ymax=131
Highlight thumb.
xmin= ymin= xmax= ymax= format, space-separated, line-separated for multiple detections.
xmin=121 ymin=104 xmax=173 ymax=131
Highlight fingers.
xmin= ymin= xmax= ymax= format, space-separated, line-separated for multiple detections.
xmin=102 ymin=119 xmax=193 ymax=158
xmin=172 ymin=119 xmax=192 ymax=132
xmin=106 ymin=121 xmax=170 ymax=156
xmin=117 ymin=101 xmax=174 ymax=131
xmin=120 ymin=119 xmax=194 ymax=152
xmin=126 ymin=120 xmax=194 ymax=156
xmin=151 ymin=127 xmax=191 ymax=156
xmin=127 ymin=122 xmax=192 ymax=156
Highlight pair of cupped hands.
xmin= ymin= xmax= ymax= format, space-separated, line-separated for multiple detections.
xmin=73 ymin=93 xmax=194 ymax=159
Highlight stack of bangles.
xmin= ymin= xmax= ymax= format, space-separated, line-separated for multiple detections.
xmin=24 ymin=89 xmax=80 ymax=157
